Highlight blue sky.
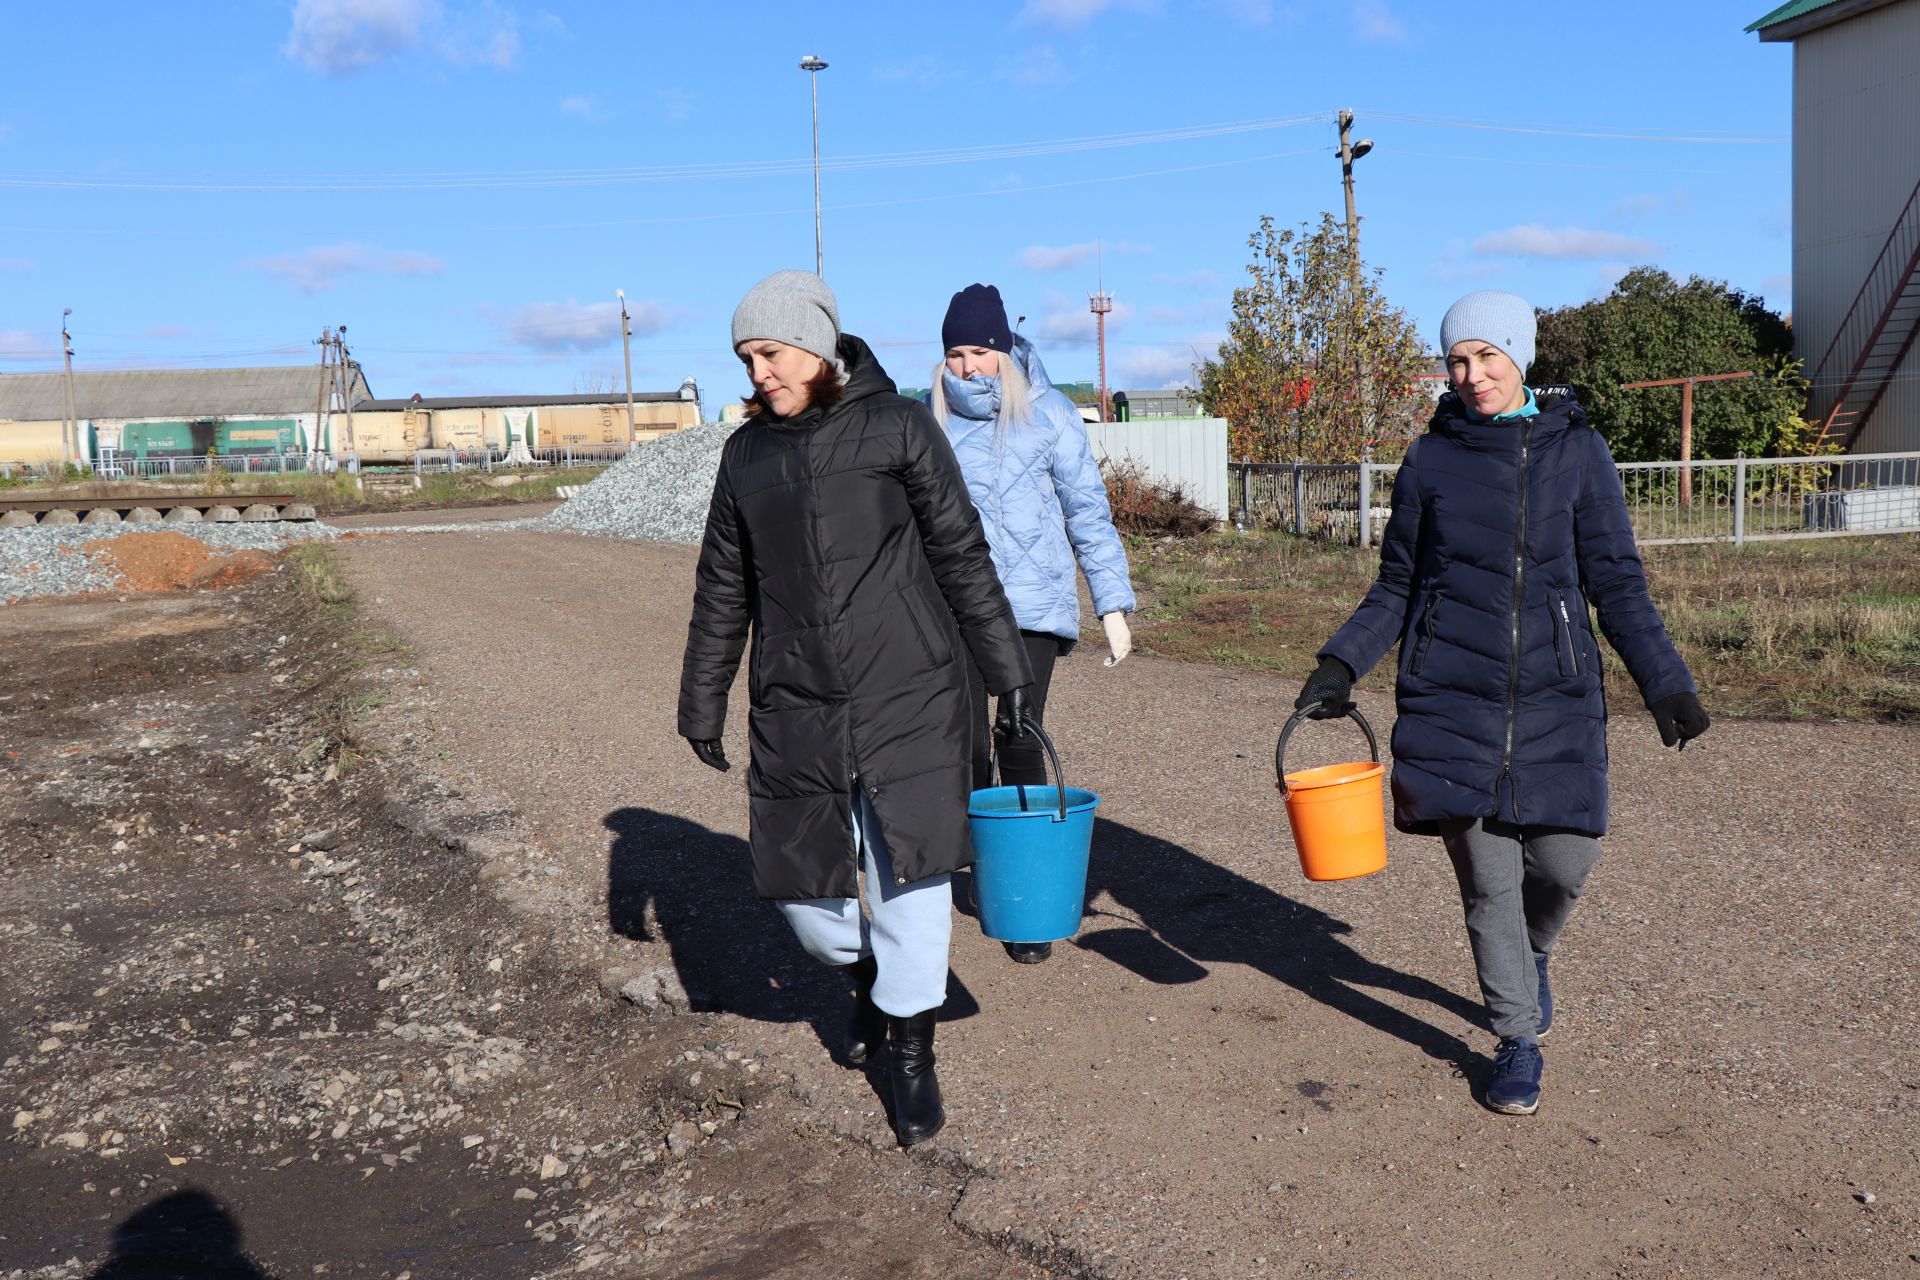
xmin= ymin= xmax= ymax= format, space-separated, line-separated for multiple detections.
xmin=1 ymin=1 xmax=1792 ymax=408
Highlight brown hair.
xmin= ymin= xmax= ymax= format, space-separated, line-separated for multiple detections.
xmin=740 ymin=359 xmax=847 ymax=419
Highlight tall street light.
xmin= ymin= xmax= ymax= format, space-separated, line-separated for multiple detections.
xmin=799 ymin=54 xmax=828 ymax=276
xmin=1336 ymin=109 xmax=1374 ymax=283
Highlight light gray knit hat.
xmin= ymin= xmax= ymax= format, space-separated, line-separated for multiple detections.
xmin=731 ymin=270 xmax=840 ymax=364
xmin=1438 ymin=290 xmax=1535 ymax=372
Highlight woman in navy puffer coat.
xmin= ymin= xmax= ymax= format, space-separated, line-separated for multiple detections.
xmin=931 ymin=284 xmax=1136 ymax=964
xmin=1296 ymin=290 xmax=1709 ymax=1117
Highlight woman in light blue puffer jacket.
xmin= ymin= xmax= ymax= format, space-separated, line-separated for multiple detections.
xmin=930 ymin=284 xmax=1137 ymax=964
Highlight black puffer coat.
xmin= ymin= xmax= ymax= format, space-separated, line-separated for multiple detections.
xmin=679 ymin=334 xmax=1033 ymax=900
xmin=1321 ymin=390 xmax=1694 ymax=836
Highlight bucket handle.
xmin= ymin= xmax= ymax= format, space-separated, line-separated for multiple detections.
xmin=989 ymin=719 xmax=1070 ymax=823
xmin=1274 ymin=704 xmax=1379 ymax=798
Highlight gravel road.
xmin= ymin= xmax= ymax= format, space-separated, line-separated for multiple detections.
xmin=327 ymin=526 xmax=1920 ymax=1279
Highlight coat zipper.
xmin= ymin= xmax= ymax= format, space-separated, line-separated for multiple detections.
xmin=1557 ymin=594 xmax=1582 ymax=676
xmin=1500 ymin=420 xmax=1533 ymax=820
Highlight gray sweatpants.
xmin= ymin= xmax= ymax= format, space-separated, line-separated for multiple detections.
xmin=1439 ymin=817 xmax=1602 ymax=1042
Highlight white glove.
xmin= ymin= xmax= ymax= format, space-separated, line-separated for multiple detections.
xmin=1101 ymin=611 xmax=1132 ymax=667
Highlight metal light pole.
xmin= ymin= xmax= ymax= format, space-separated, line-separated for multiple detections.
xmin=800 ymin=54 xmax=828 ymax=276
xmin=617 ymin=289 xmax=637 ymax=440
xmin=60 ymin=309 xmax=77 ymax=469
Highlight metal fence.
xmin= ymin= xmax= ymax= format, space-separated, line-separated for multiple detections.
xmin=93 ymin=452 xmax=326 ymax=480
xmin=395 ymin=444 xmax=630 ymax=474
xmin=1230 ymin=450 xmax=1920 ymax=548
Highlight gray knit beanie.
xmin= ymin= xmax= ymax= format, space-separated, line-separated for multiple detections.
xmin=731 ymin=270 xmax=840 ymax=364
xmin=1438 ymin=290 xmax=1535 ymax=373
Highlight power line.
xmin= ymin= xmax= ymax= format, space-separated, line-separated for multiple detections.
xmin=1359 ymin=111 xmax=1787 ymax=145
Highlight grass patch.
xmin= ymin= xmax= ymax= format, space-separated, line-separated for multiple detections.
xmin=278 ymin=544 xmax=409 ymax=774
xmin=1119 ymin=529 xmax=1920 ymax=721
xmin=4 ymin=465 xmax=608 ymax=516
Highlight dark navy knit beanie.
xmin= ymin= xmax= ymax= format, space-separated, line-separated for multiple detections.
xmin=942 ymin=284 xmax=1014 ymax=353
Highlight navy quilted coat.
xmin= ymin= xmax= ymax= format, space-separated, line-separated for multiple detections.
xmin=934 ymin=336 xmax=1136 ymax=641
xmin=1321 ymin=390 xmax=1695 ymax=836
xmin=678 ymin=335 xmax=1033 ymax=900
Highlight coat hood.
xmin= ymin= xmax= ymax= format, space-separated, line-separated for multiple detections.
xmin=938 ymin=334 xmax=1054 ymax=423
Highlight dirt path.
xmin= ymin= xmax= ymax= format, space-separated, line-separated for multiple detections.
xmin=327 ymin=530 xmax=1920 ymax=1275
xmin=324 ymin=500 xmax=561 ymax=530
xmin=0 ymin=580 xmax=1042 ymax=1279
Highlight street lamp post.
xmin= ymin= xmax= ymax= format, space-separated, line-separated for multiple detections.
xmin=1336 ymin=109 xmax=1374 ymax=282
xmin=617 ymin=289 xmax=637 ymax=441
xmin=799 ymin=54 xmax=828 ymax=276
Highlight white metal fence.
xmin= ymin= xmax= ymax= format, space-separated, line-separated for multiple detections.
xmin=1229 ymin=450 xmax=1920 ymax=547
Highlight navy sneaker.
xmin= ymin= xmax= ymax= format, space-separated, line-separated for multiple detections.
xmin=1536 ymin=953 xmax=1553 ymax=1038
xmin=1485 ymin=1036 xmax=1543 ymax=1115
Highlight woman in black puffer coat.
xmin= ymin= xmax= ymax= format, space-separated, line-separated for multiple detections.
xmin=679 ymin=270 xmax=1033 ymax=1148
xmin=1295 ymin=290 xmax=1708 ymax=1118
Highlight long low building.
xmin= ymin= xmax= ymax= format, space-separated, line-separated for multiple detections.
xmin=347 ymin=382 xmax=702 ymax=461
xmin=0 ymin=367 xmax=704 ymax=468
xmin=0 ymin=366 xmax=372 ymax=469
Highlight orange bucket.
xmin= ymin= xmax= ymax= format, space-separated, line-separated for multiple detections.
xmin=1274 ymin=706 xmax=1387 ymax=881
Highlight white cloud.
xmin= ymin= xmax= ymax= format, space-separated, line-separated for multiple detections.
xmin=997 ymin=44 xmax=1075 ymax=89
xmin=872 ymin=56 xmax=962 ymax=88
xmin=0 ymin=329 xmax=58 ymax=361
xmin=1762 ymin=272 xmax=1791 ymax=305
xmin=558 ymin=95 xmax=594 ymax=117
xmin=145 ymin=324 xmax=193 ymax=340
xmin=1145 ymin=301 xmax=1224 ymax=326
xmin=248 ymin=243 xmax=445 ymax=293
xmin=1354 ymin=0 xmax=1406 ymax=41
xmin=1019 ymin=240 xmax=1149 ymax=272
xmin=1114 ymin=345 xmax=1204 ymax=388
xmin=1605 ymin=193 xmax=1663 ymax=224
xmin=1201 ymin=0 xmax=1272 ymax=22
xmin=1474 ymin=224 xmax=1660 ymax=262
xmin=0 ymin=123 xmax=12 ymax=144
xmin=1018 ymin=0 xmax=1156 ymax=28
xmin=490 ymin=298 xmax=670 ymax=352
xmin=0 ymin=258 xmax=32 ymax=273
xmin=657 ymin=88 xmax=696 ymax=123
xmin=1035 ymin=292 xmax=1135 ymax=347
xmin=284 ymin=0 xmax=518 ymax=75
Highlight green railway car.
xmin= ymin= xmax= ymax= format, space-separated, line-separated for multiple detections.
xmin=117 ymin=418 xmax=300 ymax=458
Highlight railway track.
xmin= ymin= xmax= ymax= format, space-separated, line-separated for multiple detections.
xmin=0 ymin=492 xmax=319 ymax=528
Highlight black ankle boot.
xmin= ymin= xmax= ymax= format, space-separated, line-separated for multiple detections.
xmin=886 ymin=1010 xmax=945 ymax=1147
xmin=841 ymin=955 xmax=885 ymax=1067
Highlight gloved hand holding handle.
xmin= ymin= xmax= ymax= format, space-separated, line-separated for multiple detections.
xmin=1294 ymin=656 xmax=1355 ymax=721
xmin=996 ymin=686 xmax=1032 ymax=742
xmin=687 ymin=738 xmax=731 ymax=772
xmin=1649 ymin=691 xmax=1710 ymax=750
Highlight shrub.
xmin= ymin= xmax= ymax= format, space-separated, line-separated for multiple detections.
xmin=1100 ymin=458 xmax=1216 ymax=537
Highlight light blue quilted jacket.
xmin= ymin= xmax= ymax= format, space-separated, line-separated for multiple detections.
xmin=934 ymin=336 xmax=1135 ymax=643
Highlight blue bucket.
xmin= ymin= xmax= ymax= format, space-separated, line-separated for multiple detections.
xmin=967 ymin=724 xmax=1100 ymax=944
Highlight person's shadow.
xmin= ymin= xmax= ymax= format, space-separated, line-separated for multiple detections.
xmin=84 ymin=1190 xmax=276 ymax=1280
xmin=604 ymin=807 xmax=981 ymax=1113
xmin=960 ymin=817 xmax=1486 ymax=1076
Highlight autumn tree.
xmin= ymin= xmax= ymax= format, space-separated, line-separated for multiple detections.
xmin=1531 ymin=267 xmax=1809 ymax=462
xmin=1197 ymin=213 xmax=1431 ymax=463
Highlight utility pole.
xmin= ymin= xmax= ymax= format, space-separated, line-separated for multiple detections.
xmin=1336 ymin=110 xmax=1376 ymax=284
xmin=1620 ymin=370 xmax=1755 ymax=507
xmin=60 ymin=309 xmax=77 ymax=470
xmin=1089 ymin=246 xmax=1113 ymax=422
xmin=617 ymin=289 xmax=637 ymax=440
xmin=314 ymin=327 xmax=334 ymax=463
xmin=337 ymin=325 xmax=355 ymax=456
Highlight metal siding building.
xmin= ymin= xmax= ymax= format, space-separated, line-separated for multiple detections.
xmin=1753 ymin=0 xmax=1920 ymax=452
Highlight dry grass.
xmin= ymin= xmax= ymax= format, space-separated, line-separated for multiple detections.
xmin=1121 ymin=530 xmax=1920 ymax=721
xmin=3 ymin=466 xmax=608 ymax=515
xmin=1099 ymin=459 xmax=1216 ymax=537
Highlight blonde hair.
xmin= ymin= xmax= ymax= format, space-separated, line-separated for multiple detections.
xmin=929 ymin=349 xmax=1032 ymax=439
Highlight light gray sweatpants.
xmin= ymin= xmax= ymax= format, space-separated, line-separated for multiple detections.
xmin=1439 ymin=817 xmax=1602 ymax=1042
xmin=777 ymin=783 xmax=953 ymax=1018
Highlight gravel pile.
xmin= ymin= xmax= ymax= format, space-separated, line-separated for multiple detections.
xmin=0 ymin=522 xmax=339 ymax=604
xmin=541 ymin=422 xmax=738 ymax=544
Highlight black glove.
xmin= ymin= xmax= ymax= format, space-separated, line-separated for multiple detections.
xmin=1294 ymin=657 xmax=1355 ymax=721
xmin=996 ymin=687 xmax=1032 ymax=742
xmin=1649 ymin=692 xmax=1710 ymax=750
xmin=687 ymin=737 xmax=731 ymax=772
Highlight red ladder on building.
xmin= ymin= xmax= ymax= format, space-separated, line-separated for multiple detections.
xmin=1812 ymin=173 xmax=1920 ymax=448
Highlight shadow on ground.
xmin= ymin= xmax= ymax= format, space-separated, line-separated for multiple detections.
xmin=83 ymin=1190 xmax=276 ymax=1280
xmin=958 ymin=816 xmax=1486 ymax=1070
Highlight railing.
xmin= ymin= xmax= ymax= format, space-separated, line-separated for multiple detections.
xmin=401 ymin=444 xmax=631 ymax=474
xmin=1230 ymin=450 xmax=1920 ymax=548
xmin=1810 ymin=173 xmax=1920 ymax=444
xmin=92 ymin=452 xmax=325 ymax=480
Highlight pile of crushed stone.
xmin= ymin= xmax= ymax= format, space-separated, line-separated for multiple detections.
xmin=541 ymin=422 xmax=738 ymax=544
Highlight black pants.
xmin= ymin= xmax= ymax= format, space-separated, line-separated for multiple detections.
xmin=966 ymin=631 xmax=1067 ymax=789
